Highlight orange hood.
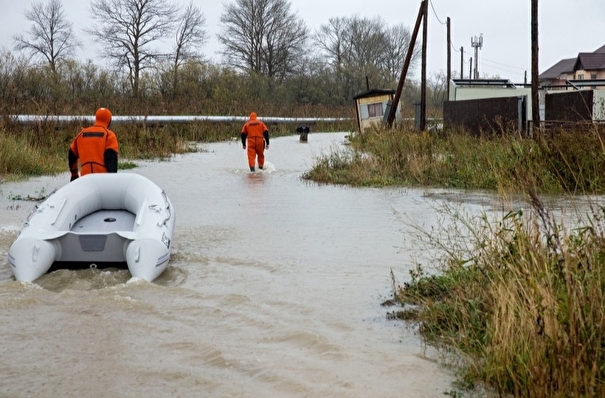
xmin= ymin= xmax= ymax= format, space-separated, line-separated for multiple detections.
xmin=95 ymin=108 xmax=112 ymax=128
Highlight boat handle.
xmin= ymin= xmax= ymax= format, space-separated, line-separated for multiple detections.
xmin=50 ymin=198 xmax=67 ymax=226
xmin=157 ymin=190 xmax=172 ymax=227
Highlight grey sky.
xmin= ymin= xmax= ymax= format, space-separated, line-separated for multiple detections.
xmin=2 ymin=0 xmax=604 ymax=83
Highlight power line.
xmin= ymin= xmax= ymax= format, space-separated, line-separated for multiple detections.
xmin=481 ymin=56 xmax=526 ymax=71
xmin=481 ymin=61 xmax=527 ymax=77
xmin=429 ymin=0 xmax=447 ymax=25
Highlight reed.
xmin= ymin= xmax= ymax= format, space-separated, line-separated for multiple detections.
xmin=0 ymin=126 xmax=65 ymax=179
xmin=304 ymin=125 xmax=605 ymax=195
xmin=310 ymin=125 xmax=605 ymax=396
xmin=393 ymin=191 xmax=605 ymax=397
xmin=0 ymin=117 xmax=352 ymax=179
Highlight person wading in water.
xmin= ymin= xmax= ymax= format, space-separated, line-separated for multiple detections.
xmin=68 ymin=107 xmax=119 ymax=181
xmin=241 ymin=112 xmax=270 ymax=172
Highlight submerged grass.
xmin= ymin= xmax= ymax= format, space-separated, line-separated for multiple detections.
xmin=305 ymin=125 xmax=605 ymax=396
xmin=393 ymin=194 xmax=605 ymax=397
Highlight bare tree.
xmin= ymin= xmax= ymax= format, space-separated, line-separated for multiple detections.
xmin=427 ymin=71 xmax=448 ymax=106
xmin=13 ymin=0 xmax=80 ymax=73
xmin=314 ymin=17 xmax=351 ymax=74
xmin=314 ymin=16 xmax=419 ymax=100
xmin=171 ymin=2 xmax=207 ymax=95
xmin=346 ymin=17 xmax=386 ymax=69
xmin=382 ymin=24 xmax=418 ymax=82
xmin=86 ymin=0 xmax=180 ymax=97
xmin=218 ymin=0 xmax=308 ymax=81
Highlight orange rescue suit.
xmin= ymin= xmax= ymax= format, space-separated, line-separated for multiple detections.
xmin=241 ymin=112 xmax=269 ymax=171
xmin=69 ymin=108 xmax=119 ymax=178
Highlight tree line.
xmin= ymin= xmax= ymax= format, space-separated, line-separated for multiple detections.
xmin=4 ymin=0 xmax=450 ymax=116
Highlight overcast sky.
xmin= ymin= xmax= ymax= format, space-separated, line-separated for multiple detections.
xmin=1 ymin=0 xmax=604 ymax=84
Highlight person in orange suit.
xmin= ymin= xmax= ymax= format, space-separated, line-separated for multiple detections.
xmin=68 ymin=107 xmax=119 ymax=181
xmin=241 ymin=112 xmax=270 ymax=172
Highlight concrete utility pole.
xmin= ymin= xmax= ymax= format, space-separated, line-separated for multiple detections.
xmin=471 ymin=34 xmax=483 ymax=79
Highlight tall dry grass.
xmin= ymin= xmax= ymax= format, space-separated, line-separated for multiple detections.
xmin=395 ymin=192 xmax=605 ymax=397
xmin=304 ymin=125 xmax=605 ymax=195
xmin=304 ymin=124 xmax=605 ymax=395
xmin=0 ymin=117 xmax=352 ymax=179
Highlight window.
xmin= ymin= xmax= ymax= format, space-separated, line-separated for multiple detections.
xmin=368 ymin=102 xmax=383 ymax=118
xmin=577 ymin=74 xmax=584 ymax=80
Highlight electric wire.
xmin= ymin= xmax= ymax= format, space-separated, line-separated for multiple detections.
xmin=429 ymin=0 xmax=447 ymax=25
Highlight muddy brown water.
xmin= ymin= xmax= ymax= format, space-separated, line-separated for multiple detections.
xmin=0 ymin=132 xmax=516 ymax=397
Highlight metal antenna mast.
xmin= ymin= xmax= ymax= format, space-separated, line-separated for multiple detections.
xmin=471 ymin=34 xmax=483 ymax=79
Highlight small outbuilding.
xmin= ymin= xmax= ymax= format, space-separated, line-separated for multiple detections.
xmin=353 ymin=89 xmax=399 ymax=133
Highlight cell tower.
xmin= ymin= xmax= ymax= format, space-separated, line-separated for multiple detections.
xmin=471 ymin=34 xmax=483 ymax=79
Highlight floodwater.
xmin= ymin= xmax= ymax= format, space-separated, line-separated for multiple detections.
xmin=0 ymin=132 xmax=502 ymax=397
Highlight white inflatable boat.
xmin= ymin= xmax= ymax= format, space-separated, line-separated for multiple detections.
xmin=7 ymin=173 xmax=176 ymax=282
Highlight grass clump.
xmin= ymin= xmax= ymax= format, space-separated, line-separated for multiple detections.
xmin=0 ymin=128 xmax=65 ymax=179
xmin=0 ymin=117 xmax=351 ymax=180
xmin=304 ymin=126 xmax=605 ymax=194
xmin=393 ymin=193 xmax=605 ymax=397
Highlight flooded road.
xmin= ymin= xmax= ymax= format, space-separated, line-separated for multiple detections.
xmin=0 ymin=132 xmax=493 ymax=397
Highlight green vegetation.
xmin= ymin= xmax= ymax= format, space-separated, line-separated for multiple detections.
xmin=303 ymin=126 xmax=605 ymax=195
xmin=391 ymin=194 xmax=605 ymax=397
xmin=305 ymin=126 xmax=605 ymax=396
xmin=0 ymin=119 xmax=352 ymax=180
xmin=4 ymin=40 xmax=605 ymax=396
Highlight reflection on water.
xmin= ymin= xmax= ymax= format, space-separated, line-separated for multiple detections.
xmin=0 ymin=132 xmax=506 ymax=397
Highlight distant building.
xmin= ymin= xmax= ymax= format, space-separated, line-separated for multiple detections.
xmin=540 ymin=44 xmax=605 ymax=90
xmin=352 ymin=89 xmax=400 ymax=133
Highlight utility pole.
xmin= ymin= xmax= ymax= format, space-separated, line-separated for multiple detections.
xmin=460 ymin=46 xmax=464 ymax=79
xmin=531 ymin=0 xmax=540 ymax=136
xmin=419 ymin=0 xmax=428 ymax=131
xmin=386 ymin=0 xmax=425 ymax=127
xmin=471 ymin=34 xmax=483 ymax=79
xmin=446 ymin=17 xmax=451 ymax=101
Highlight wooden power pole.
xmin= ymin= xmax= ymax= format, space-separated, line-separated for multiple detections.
xmin=419 ymin=0 xmax=428 ymax=131
xmin=446 ymin=17 xmax=451 ymax=102
xmin=386 ymin=1 xmax=425 ymax=127
xmin=531 ymin=0 xmax=540 ymax=136
xmin=460 ymin=46 xmax=464 ymax=79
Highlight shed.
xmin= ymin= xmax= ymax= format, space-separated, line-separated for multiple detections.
xmin=353 ymin=89 xmax=400 ymax=132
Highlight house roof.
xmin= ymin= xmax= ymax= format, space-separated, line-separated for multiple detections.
xmin=574 ymin=52 xmax=605 ymax=71
xmin=540 ymin=43 xmax=605 ymax=81
xmin=352 ymin=89 xmax=395 ymax=100
xmin=539 ymin=58 xmax=575 ymax=80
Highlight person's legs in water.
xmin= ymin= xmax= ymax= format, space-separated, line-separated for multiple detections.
xmin=247 ymin=139 xmax=257 ymax=172
xmin=255 ymin=137 xmax=265 ymax=170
